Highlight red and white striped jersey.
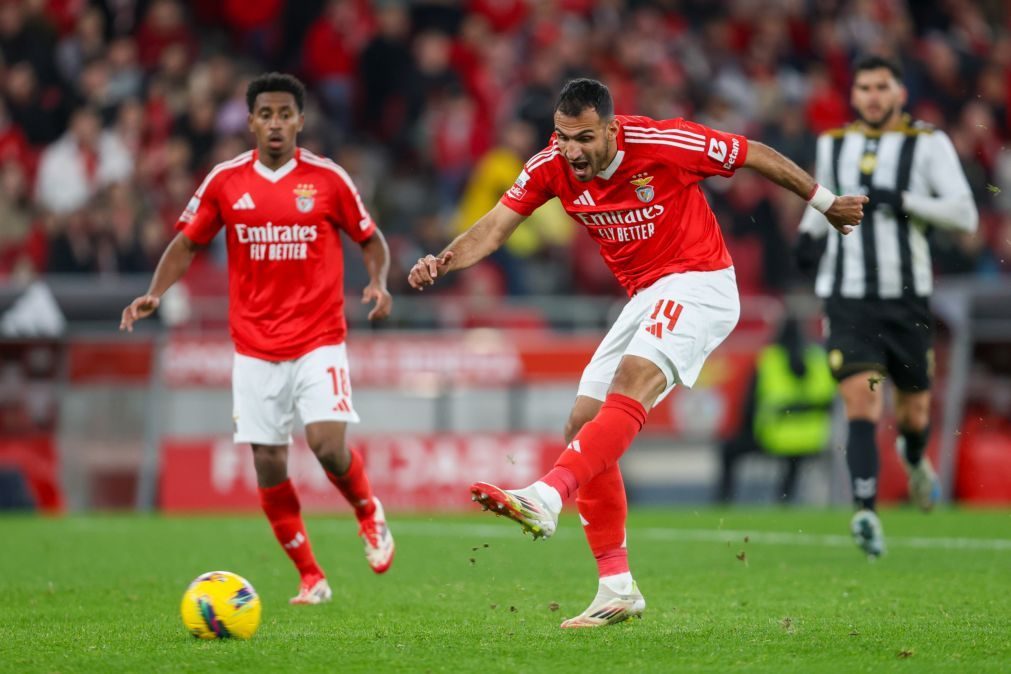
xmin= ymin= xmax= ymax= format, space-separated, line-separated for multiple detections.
xmin=500 ymin=115 xmax=748 ymax=295
xmin=176 ymin=148 xmax=377 ymax=361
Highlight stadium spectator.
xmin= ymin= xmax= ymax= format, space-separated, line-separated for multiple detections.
xmin=54 ymin=6 xmax=106 ymax=84
xmin=3 ymin=61 xmax=68 ymax=147
xmin=135 ymin=0 xmax=196 ymax=71
xmin=0 ymin=98 xmax=32 ymax=174
xmin=0 ymin=160 xmax=44 ymax=279
xmin=34 ymin=106 xmax=133 ymax=215
xmin=46 ymin=210 xmax=95 ymax=274
xmin=451 ymin=119 xmax=572 ymax=294
xmin=301 ymin=0 xmax=374 ymax=139
xmin=357 ymin=2 xmax=413 ymax=144
xmin=0 ymin=0 xmax=60 ymax=86
xmin=104 ymin=38 xmax=144 ymax=105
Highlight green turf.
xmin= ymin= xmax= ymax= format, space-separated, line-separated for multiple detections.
xmin=1 ymin=508 xmax=1009 ymax=673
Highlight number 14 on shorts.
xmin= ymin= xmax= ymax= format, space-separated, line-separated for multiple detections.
xmin=327 ymin=366 xmax=352 ymax=412
xmin=645 ymin=299 xmax=683 ymax=339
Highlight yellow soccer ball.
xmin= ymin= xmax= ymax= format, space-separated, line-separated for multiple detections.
xmin=180 ymin=571 xmax=262 ymax=640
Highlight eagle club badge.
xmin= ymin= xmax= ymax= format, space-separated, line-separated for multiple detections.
xmin=630 ymin=174 xmax=655 ymax=203
xmin=294 ymin=184 xmax=316 ymax=213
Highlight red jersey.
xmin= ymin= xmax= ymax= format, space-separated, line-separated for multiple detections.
xmin=500 ymin=115 xmax=748 ymax=295
xmin=176 ymin=148 xmax=376 ymax=361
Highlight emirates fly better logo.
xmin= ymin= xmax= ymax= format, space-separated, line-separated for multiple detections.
xmin=237 ymin=222 xmax=317 ymax=261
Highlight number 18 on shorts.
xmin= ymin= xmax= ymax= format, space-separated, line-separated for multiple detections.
xmin=232 ymin=344 xmax=360 ymax=446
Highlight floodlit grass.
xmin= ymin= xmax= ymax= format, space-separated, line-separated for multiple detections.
xmin=1 ymin=508 xmax=1008 ymax=673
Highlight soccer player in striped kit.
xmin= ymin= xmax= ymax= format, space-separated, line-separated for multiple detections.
xmin=121 ymin=73 xmax=395 ymax=604
xmin=795 ymin=56 xmax=978 ymax=557
xmin=409 ymin=78 xmax=866 ymax=627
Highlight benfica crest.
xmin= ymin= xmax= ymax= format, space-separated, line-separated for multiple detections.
xmin=630 ymin=174 xmax=655 ymax=203
xmin=294 ymin=183 xmax=317 ymax=213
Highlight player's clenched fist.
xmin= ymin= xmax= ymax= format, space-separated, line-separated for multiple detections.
xmin=408 ymin=251 xmax=454 ymax=290
xmin=119 ymin=294 xmax=160 ymax=332
xmin=825 ymin=194 xmax=868 ymax=235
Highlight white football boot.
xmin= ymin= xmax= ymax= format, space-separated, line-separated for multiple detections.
xmin=560 ymin=579 xmax=646 ymax=628
xmin=850 ymin=509 xmax=886 ymax=558
xmin=289 ymin=577 xmax=332 ymax=605
xmin=897 ymin=439 xmax=941 ymax=512
xmin=470 ymin=481 xmax=560 ymax=540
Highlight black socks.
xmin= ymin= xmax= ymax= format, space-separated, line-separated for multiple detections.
xmin=899 ymin=426 xmax=929 ymax=467
xmin=846 ymin=419 xmax=879 ymax=511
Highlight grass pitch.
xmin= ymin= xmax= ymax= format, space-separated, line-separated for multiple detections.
xmin=1 ymin=508 xmax=1008 ymax=673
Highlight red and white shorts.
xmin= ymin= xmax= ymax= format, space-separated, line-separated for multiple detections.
xmin=232 ymin=344 xmax=359 ymax=445
xmin=577 ymin=267 xmax=740 ymax=405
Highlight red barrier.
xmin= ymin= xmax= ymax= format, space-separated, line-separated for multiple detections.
xmin=955 ymin=415 xmax=1011 ymax=504
xmin=68 ymin=341 xmax=154 ymax=383
xmin=161 ymin=333 xmax=599 ymax=388
xmin=161 ymin=333 xmax=757 ymax=440
xmin=160 ymin=434 xmax=560 ymax=512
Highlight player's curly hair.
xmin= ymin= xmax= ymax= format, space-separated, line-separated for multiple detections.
xmin=555 ymin=78 xmax=614 ymax=119
xmin=246 ymin=72 xmax=306 ymax=113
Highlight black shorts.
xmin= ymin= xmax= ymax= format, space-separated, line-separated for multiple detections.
xmin=823 ymin=297 xmax=934 ymax=392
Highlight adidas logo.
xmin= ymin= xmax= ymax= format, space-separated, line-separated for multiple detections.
xmin=644 ymin=322 xmax=663 ymax=339
xmin=233 ymin=193 xmax=256 ymax=210
xmin=333 ymin=399 xmax=351 ymax=413
xmin=573 ymin=190 xmax=595 ymax=206
xmin=283 ymin=532 xmax=306 ymax=550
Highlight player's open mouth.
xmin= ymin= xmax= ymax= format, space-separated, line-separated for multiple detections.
xmin=569 ymin=160 xmax=590 ymax=177
xmin=268 ymin=136 xmax=283 ymax=148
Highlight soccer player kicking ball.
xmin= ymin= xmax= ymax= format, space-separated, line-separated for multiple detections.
xmin=122 ymin=73 xmax=395 ymax=604
xmin=409 ymin=79 xmax=866 ymax=628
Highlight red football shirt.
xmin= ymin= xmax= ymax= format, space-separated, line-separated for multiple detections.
xmin=500 ymin=115 xmax=748 ymax=295
xmin=176 ymin=148 xmax=377 ymax=361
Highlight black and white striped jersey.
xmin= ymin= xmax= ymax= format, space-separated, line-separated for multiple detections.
xmin=799 ymin=117 xmax=978 ymax=299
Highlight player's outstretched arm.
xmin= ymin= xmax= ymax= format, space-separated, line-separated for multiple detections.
xmin=743 ymin=141 xmax=867 ymax=235
xmin=119 ymin=233 xmax=199 ymax=332
xmin=408 ymin=202 xmax=525 ymax=290
xmin=359 ymin=229 xmax=392 ymax=321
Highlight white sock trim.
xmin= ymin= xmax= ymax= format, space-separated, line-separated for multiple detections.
xmin=600 ymin=572 xmax=634 ymax=594
xmin=531 ymin=481 xmax=562 ymax=514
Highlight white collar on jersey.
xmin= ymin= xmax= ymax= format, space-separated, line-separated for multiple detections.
xmin=597 ymin=150 xmax=625 ymax=180
xmin=253 ymin=155 xmax=298 ymax=183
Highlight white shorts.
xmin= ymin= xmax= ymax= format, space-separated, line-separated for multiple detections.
xmin=577 ymin=267 xmax=740 ymax=404
xmin=232 ymin=344 xmax=360 ymax=445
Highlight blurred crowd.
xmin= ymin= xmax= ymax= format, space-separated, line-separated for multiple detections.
xmin=0 ymin=0 xmax=1009 ymax=298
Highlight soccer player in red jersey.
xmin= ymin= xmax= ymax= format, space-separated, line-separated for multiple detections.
xmin=121 ymin=73 xmax=395 ymax=604
xmin=409 ymin=79 xmax=866 ymax=627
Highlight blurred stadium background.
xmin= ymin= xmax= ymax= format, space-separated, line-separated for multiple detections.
xmin=0 ymin=0 xmax=1009 ymax=516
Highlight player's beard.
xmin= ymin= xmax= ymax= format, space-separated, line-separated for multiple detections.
xmin=596 ymin=136 xmax=613 ymax=175
xmin=858 ymin=103 xmax=897 ymax=130
xmin=579 ymin=136 xmax=613 ymax=182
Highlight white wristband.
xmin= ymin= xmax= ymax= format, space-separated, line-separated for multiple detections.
xmin=807 ymin=184 xmax=836 ymax=214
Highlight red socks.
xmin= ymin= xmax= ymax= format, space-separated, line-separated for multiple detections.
xmin=258 ymin=479 xmax=323 ymax=583
xmin=543 ymin=393 xmax=648 ymax=500
xmin=539 ymin=393 xmax=644 ymax=580
xmin=576 ymin=462 xmax=630 ymax=577
xmin=325 ymin=447 xmax=377 ymax=521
